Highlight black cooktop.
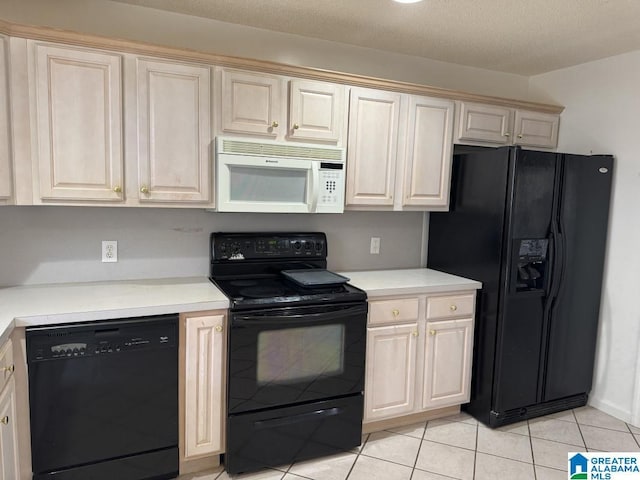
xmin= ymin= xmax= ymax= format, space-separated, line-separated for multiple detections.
xmin=209 ymin=232 xmax=366 ymax=311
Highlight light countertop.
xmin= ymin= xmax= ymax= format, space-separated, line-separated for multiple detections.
xmin=0 ymin=268 xmax=481 ymax=345
xmin=0 ymin=277 xmax=229 ymax=344
xmin=338 ymin=268 xmax=481 ymax=297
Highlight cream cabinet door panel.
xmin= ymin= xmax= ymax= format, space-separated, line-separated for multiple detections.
xmin=456 ymin=102 xmax=513 ymax=145
xmin=422 ymin=318 xmax=473 ymax=409
xmin=0 ymin=377 xmax=19 ymax=480
xmin=288 ymin=80 xmax=344 ymax=143
xmin=346 ymin=88 xmax=402 ymax=206
xmin=403 ymin=96 xmax=454 ymax=208
xmin=33 ymin=43 xmax=124 ymax=201
xmin=0 ymin=36 xmax=12 ymax=203
xmin=364 ymin=323 xmax=418 ymax=421
xmin=221 ymin=69 xmax=282 ymax=137
xmin=184 ymin=313 xmax=225 ymax=458
xmin=137 ymin=59 xmax=211 ymax=203
xmin=514 ymin=110 xmax=559 ymax=149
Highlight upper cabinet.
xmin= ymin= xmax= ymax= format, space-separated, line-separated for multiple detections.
xmin=0 ymin=35 xmax=12 ymax=204
xmin=455 ymin=101 xmax=559 ymax=149
xmin=30 ymin=42 xmax=125 ymax=202
xmin=134 ymin=58 xmax=212 ymax=204
xmin=346 ymin=87 xmax=402 ymax=207
xmin=218 ymin=68 xmax=345 ymax=145
xmin=346 ymin=87 xmax=454 ymax=211
xmin=402 ymin=95 xmax=454 ymax=209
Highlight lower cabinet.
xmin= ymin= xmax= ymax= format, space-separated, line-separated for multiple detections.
xmin=364 ymin=292 xmax=476 ymax=424
xmin=180 ymin=311 xmax=226 ymax=466
xmin=0 ymin=340 xmax=19 ymax=479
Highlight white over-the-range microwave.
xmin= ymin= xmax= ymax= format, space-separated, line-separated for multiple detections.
xmin=215 ymin=137 xmax=346 ymax=213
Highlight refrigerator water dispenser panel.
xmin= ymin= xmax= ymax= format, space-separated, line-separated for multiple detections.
xmin=513 ymin=238 xmax=549 ymax=292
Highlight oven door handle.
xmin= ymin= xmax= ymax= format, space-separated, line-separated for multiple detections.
xmin=232 ymin=304 xmax=367 ymax=327
xmin=253 ymin=407 xmax=343 ymax=429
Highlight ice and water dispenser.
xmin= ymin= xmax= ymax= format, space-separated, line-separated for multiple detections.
xmin=512 ymin=239 xmax=549 ymax=292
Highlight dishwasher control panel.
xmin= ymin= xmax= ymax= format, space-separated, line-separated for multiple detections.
xmin=26 ymin=314 xmax=178 ymax=361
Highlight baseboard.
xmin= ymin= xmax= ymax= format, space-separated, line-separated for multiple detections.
xmin=363 ymin=405 xmax=459 ymax=434
xmin=588 ymin=396 xmax=633 ymax=425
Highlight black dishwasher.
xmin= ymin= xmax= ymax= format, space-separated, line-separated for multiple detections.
xmin=26 ymin=314 xmax=179 ymax=480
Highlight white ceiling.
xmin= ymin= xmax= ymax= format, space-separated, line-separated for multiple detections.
xmin=108 ymin=0 xmax=640 ymax=76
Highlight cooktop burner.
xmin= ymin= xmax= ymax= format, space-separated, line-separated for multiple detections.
xmin=210 ymin=232 xmax=367 ymax=311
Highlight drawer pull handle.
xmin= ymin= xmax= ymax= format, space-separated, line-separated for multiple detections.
xmin=392 ymin=309 xmax=400 ymax=317
xmin=0 ymin=416 xmax=8 ymax=425
xmin=215 ymin=325 xmax=223 ymax=333
xmin=450 ymin=304 xmax=457 ymax=312
xmin=429 ymin=330 xmax=436 ymax=336
xmin=411 ymin=331 xmax=418 ymax=337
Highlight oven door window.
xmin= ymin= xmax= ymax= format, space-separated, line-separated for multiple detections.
xmin=257 ymin=324 xmax=344 ymax=385
xmin=228 ymin=303 xmax=367 ymax=414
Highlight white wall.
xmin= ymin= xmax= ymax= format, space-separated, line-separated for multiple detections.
xmin=0 ymin=207 xmax=425 ymax=287
xmin=530 ymin=51 xmax=640 ymax=423
xmin=0 ymin=0 xmax=534 ymax=101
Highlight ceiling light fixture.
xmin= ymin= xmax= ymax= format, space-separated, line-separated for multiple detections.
xmin=393 ymin=0 xmax=424 ymax=3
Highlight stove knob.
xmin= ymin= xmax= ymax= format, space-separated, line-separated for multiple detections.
xmin=293 ymin=241 xmax=302 ymax=250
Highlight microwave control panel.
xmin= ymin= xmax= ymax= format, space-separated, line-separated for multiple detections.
xmin=318 ymin=166 xmax=345 ymax=210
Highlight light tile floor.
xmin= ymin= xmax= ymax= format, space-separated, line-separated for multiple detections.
xmin=181 ymin=406 xmax=640 ymax=480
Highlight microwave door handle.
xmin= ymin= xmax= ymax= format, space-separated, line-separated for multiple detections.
xmin=309 ymin=162 xmax=320 ymax=213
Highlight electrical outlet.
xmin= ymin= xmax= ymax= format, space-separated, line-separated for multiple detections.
xmin=102 ymin=240 xmax=118 ymax=263
xmin=370 ymin=237 xmax=381 ymax=255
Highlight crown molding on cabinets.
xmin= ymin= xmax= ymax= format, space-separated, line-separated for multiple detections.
xmin=0 ymin=19 xmax=564 ymax=115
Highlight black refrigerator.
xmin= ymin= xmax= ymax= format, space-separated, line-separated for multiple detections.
xmin=427 ymin=145 xmax=613 ymax=427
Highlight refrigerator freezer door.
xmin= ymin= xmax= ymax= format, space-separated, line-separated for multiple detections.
xmin=543 ymin=155 xmax=613 ymax=401
xmin=493 ymin=149 xmax=558 ymax=413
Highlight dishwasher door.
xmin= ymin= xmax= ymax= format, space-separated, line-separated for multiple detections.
xmin=26 ymin=315 xmax=178 ymax=480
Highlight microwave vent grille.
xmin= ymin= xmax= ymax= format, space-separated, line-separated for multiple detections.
xmin=221 ymin=139 xmax=343 ymax=162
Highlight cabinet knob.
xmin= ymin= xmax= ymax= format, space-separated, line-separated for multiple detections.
xmin=2 ymin=365 xmax=14 ymax=374
xmin=392 ymin=309 xmax=400 ymax=318
xmin=215 ymin=325 xmax=223 ymax=333
xmin=517 ymin=134 xmax=523 ymax=139
xmin=429 ymin=330 xmax=436 ymax=336
xmin=140 ymin=186 xmax=150 ymax=195
xmin=450 ymin=304 xmax=457 ymax=312
xmin=292 ymin=123 xmax=300 ymax=130
xmin=113 ymin=186 xmax=122 ymax=193
xmin=0 ymin=416 xmax=8 ymax=425
xmin=271 ymin=121 xmax=279 ymax=128
xmin=503 ymin=133 xmax=510 ymax=137
xmin=412 ymin=331 xmax=418 ymax=337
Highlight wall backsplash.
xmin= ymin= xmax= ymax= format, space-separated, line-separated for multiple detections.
xmin=0 ymin=206 xmax=426 ymax=287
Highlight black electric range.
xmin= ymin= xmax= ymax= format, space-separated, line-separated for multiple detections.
xmin=210 ymin=232 xmax=368 ymax=475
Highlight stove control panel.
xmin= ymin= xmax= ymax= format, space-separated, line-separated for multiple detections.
xmin=212 ymin=232 xmax=327 ymax=261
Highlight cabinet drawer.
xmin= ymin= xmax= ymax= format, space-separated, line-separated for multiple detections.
xmin=426 ymin=294 xmax=475 ymax=320
xmin=0 ymin=339 xmax=14 ymax=390
xmin=369 ymin=298 xmax=419 ymax=326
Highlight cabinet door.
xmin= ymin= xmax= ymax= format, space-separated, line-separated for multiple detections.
xmin=346 ymin=87 xmax=402 ymax=207
xmin=422 ymin=318 xmax=473 ymax=409
xmin=0 ymin=36 xmax=12 ymax=203
xmin=221 ymin=69 xmax=282 ymax=138
xmin=136 ymin=59 xmax=212 ymax=204
xmin=364 ymin=323 xmax=418 ymax=421
xmin=184 ymin=313 xmax=226 ymax=458
xmin=514 ymin=110 xmax=559 ymax=149
xmin=288 ymin=79 xmax=344 ymax=143
xmin=456 ymin=102 xmax=513 ymax=145
xmin=33 ymin=43 xmax=124 ymax=201
xmin=402 ymin=95 xmax=454 ymax=208
xmin=0 ymin=377 xmax=19 ymax=480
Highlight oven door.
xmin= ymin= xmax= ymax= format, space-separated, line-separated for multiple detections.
xmin=228 ymin=302 xmax=367 ymax=414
